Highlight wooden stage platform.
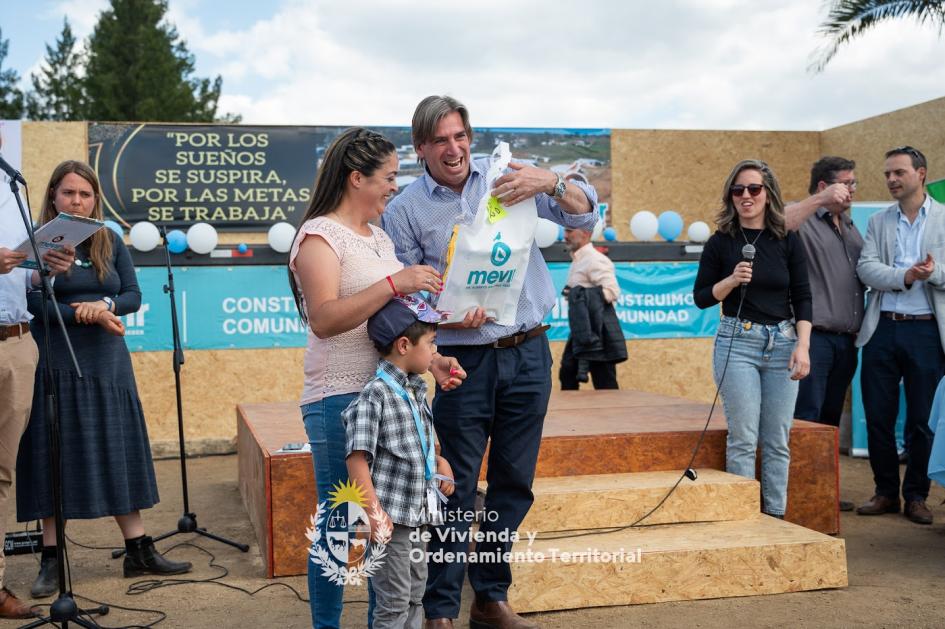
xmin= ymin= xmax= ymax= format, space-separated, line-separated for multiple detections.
xmin=237 ymin=390 xmax=839 ymax=578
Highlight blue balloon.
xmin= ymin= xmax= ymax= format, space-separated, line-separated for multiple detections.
xmin=603 ymin=227 xmax=617 ymax=241
xmin=166 ymin=229 xmax=187 ymax=254
xmin=238 ymin=243 xmax=249 ymax=254
xmin=658 ymin=211 xmax=684 ymax=242
xmin=103 ymin=220 xmax=124 ymax=237
xmin=557 ymin=225 xmax=565 ymax=241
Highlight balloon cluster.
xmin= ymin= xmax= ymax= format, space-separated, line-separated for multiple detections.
xmin=628 ymin=211 xmax=710 ymax=243
xmin=127 ymin=221 xmax=300 ymax=253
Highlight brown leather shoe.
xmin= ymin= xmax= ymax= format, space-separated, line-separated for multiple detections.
xmin=856 ymin=495 xmax=900 ymax=515
xmin=425 ymin=619 xmax=454 ymax=629
xmin=470 ymin=599 xmax=538 ymax=629
xmin=904 ymin=500 xmax=934 ymax=525
xmin=0 ymin=587 xmax=39 ymax=619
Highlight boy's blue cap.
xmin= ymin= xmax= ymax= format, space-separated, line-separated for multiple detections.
xmin=367 ymin=294 xmax=446 ymax=346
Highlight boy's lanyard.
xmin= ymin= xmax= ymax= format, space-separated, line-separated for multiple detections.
xmin=375 ymin=368 xmax=435 ymax=481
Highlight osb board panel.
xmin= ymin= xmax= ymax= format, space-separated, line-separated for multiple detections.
xmin=510 ymin=469 xmax=759 ymax=532
xmin=237 ymin=400 xmax=839 ymax=577
xmin=508 ymin=518 xmax=847 ymax=613
xmin=21 ymin=122 xmax=87 ymax=216
xmin=269 ymin=454 xmax=316 ymax=577
xmin=610 ymin=129 xmax=821 ymax=240
xmin=549 ymin=338 xmax=717 ymax=403
xmin=822 ymin=97 xmax=945 ymax=202
xmin=783 ymin=429 xmax=840 ymax=535
xmin=130 ymin=348 xmax=305 ymax=443
xmin=238 ymin=403 xmax=307 ymax=454
xmin=236 ymin=410 xmax=271 ymax=576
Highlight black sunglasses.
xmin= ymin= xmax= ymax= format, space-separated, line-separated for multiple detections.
xmin=730 ymin=184 xmax=764 ymax=197
xmin=888 ymin=145 xmax=927 ymax=167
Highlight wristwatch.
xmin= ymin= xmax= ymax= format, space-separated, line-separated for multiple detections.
xmin=552 ymin=173 xmax=566 ymax=200
xmin=101 ymin=296 xmax=114 ymax=311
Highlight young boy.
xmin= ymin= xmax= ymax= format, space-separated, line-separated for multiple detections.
xmin=343 ymin=295 xmax=455 ymax=629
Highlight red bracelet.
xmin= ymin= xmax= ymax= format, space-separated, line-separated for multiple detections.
xmin=386 ymin=275 xmax=399 ymax=296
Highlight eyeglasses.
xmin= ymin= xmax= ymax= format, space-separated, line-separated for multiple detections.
xmin=828 ymin=179 xmax=857 ymax=191
xmin=730 ymin=184 xmax=764 ymax=197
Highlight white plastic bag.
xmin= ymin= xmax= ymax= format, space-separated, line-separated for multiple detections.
xmin=437 ymin=142 xmax=538 ymax=325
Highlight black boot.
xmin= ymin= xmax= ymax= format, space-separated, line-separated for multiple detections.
xmin=123 ymin=535 xmax=192 ymax=578
xmin=31 ymin=548 xmax=59 ymax=599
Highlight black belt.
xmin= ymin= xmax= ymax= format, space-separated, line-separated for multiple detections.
xmin=813 ymin=327 xmax=857 ymax=337
xmin=0 ymin=322 xmax=30 ymax=341
xmin=490 ymin=325 xmax=549 ymax=349
xmin=881 ymin=311 xmax=935 ymax=321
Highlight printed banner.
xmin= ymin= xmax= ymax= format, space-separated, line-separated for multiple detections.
xmin=88 ymin=123 xmax=611 ymax=230
xmin=123 ymin=266 xmax=307 ymax=351
xmin=124 ymin=261 xmax=717 ymax=352
xmin=546 ymin=261 xmax=719 ymax=342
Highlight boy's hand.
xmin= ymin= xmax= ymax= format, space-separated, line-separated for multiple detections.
xmin=436 ymin=456 xmax=455 ymax=497
xmin=432 ymin=354 xmax=466 ymax=391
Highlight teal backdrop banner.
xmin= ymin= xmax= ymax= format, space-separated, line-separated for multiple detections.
xmin=545 ymin=261 xmax=719 ymax=342
xmin=125 ymin=260 xmax=719 ymax=352
xmin=123 ymin=266 xmax=307 ymax=352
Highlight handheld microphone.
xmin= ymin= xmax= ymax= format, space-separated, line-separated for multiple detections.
xmin=0 ymin=152 xmax=26 ymax=185
xmin=740 ymin=243 xmax=755 ymax=292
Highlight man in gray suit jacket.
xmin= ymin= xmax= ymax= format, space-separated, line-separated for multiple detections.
xmin=855 ymin=146 xmax=944 ymax=525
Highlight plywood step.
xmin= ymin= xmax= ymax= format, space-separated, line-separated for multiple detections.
xmin=481 ymin=469 xmax=760 ymax=533
xmin=506 ymin=516 xmax=847 ymax=613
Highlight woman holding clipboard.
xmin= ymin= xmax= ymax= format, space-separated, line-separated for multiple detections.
xmin=15 ymin=161 xmax=192 ymax=598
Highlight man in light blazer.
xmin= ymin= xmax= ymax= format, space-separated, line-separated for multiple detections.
xmin=855 ymin=146 xmax=944 ymax=525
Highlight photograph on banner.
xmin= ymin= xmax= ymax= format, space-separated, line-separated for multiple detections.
xmin=89 ymin=123 xmax=611 ymax=231
xmin=546 ymin=261 xmax=720 ymax=341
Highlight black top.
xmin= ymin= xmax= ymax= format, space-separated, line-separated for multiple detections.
xmin=693 ymin=228 xmax=812 ymax=325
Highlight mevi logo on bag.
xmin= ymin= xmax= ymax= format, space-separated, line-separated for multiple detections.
xmin=467 ymin=233 xmax=515 ymax=289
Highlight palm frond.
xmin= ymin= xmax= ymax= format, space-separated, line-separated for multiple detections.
xmin=810 ymin=0 xmax=945 ymax=72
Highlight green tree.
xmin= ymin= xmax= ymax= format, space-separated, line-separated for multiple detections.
xmin=812 ymin=0 xmax=945 ymax=71
xmin=84 ymin=0 xmax=222 ymax=121
xmin=0 ymin=27 xmax=24 ymax=119
xmin=26 ymin=19 xmax=86 ymax=121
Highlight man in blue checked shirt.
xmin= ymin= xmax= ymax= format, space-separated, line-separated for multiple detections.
xmin=382 ymin=95 xmax=597 ymax=629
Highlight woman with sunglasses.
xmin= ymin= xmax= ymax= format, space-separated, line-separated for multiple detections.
xmin=693 ymin=159 xmax=812 ymax=519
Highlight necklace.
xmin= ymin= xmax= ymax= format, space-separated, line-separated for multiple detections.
xmin=74 ymin=258 xmax=92 ymax=269
xmin=740 ymin=226 xmax=764 ymax=249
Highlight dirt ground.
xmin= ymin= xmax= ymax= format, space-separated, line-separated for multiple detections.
xmin=3 ymin=454 xmax=944 ymax=629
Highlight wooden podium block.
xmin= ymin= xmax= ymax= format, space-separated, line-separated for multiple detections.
xmin=508 ymin=469 xmax=760 ymax=533
xmin=507 ymin=517 xmax=848 ymax=613
xmin=238 ymin=390 xmax=840 ymax=578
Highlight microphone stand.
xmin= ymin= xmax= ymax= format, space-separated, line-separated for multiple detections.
xmin=7 ymin=173 xmax=106 ymax=628
xmin=111 ymin=227 xmax=248 ymax=559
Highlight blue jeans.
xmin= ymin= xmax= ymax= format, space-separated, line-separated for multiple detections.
xmin=302 ymin=393 xmax=374 ymax=629
xmin=713 ymin=317 xmax=798 ymax=516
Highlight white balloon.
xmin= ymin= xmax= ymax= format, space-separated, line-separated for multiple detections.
xmin=129 ymin=222 xmax=161 ymax=252
xmin=534 ymin=218 xmax=559 ymax=248
xmin=186 ymin=222 xmax=219 ymax=254
xmin=630 ymin=211 xmax=659 ymax=241
xmin=268 ymin=221 xmax=297 ymax=253
xmin=591 ymin=220 xmax=604 ymax=241
xmin=687 ymin=221 xmax=712 ymax=243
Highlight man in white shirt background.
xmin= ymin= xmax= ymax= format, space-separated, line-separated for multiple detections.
xmin=560 ymin=226 xmax=626 ymax=389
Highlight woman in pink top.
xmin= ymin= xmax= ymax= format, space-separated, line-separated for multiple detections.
xmin=288 ymin=128 xmax=464 ymax=629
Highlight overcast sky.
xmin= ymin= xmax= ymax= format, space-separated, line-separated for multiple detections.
xmin=4 ymin=0 xmax=945 ymax=130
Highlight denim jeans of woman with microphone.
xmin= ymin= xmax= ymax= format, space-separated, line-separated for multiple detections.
xmin=693 ymin=160 xmax=812 ymax=517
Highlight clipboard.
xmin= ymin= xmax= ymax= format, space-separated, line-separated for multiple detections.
xmin=16 ymin=213 xmax=105 ymax=270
